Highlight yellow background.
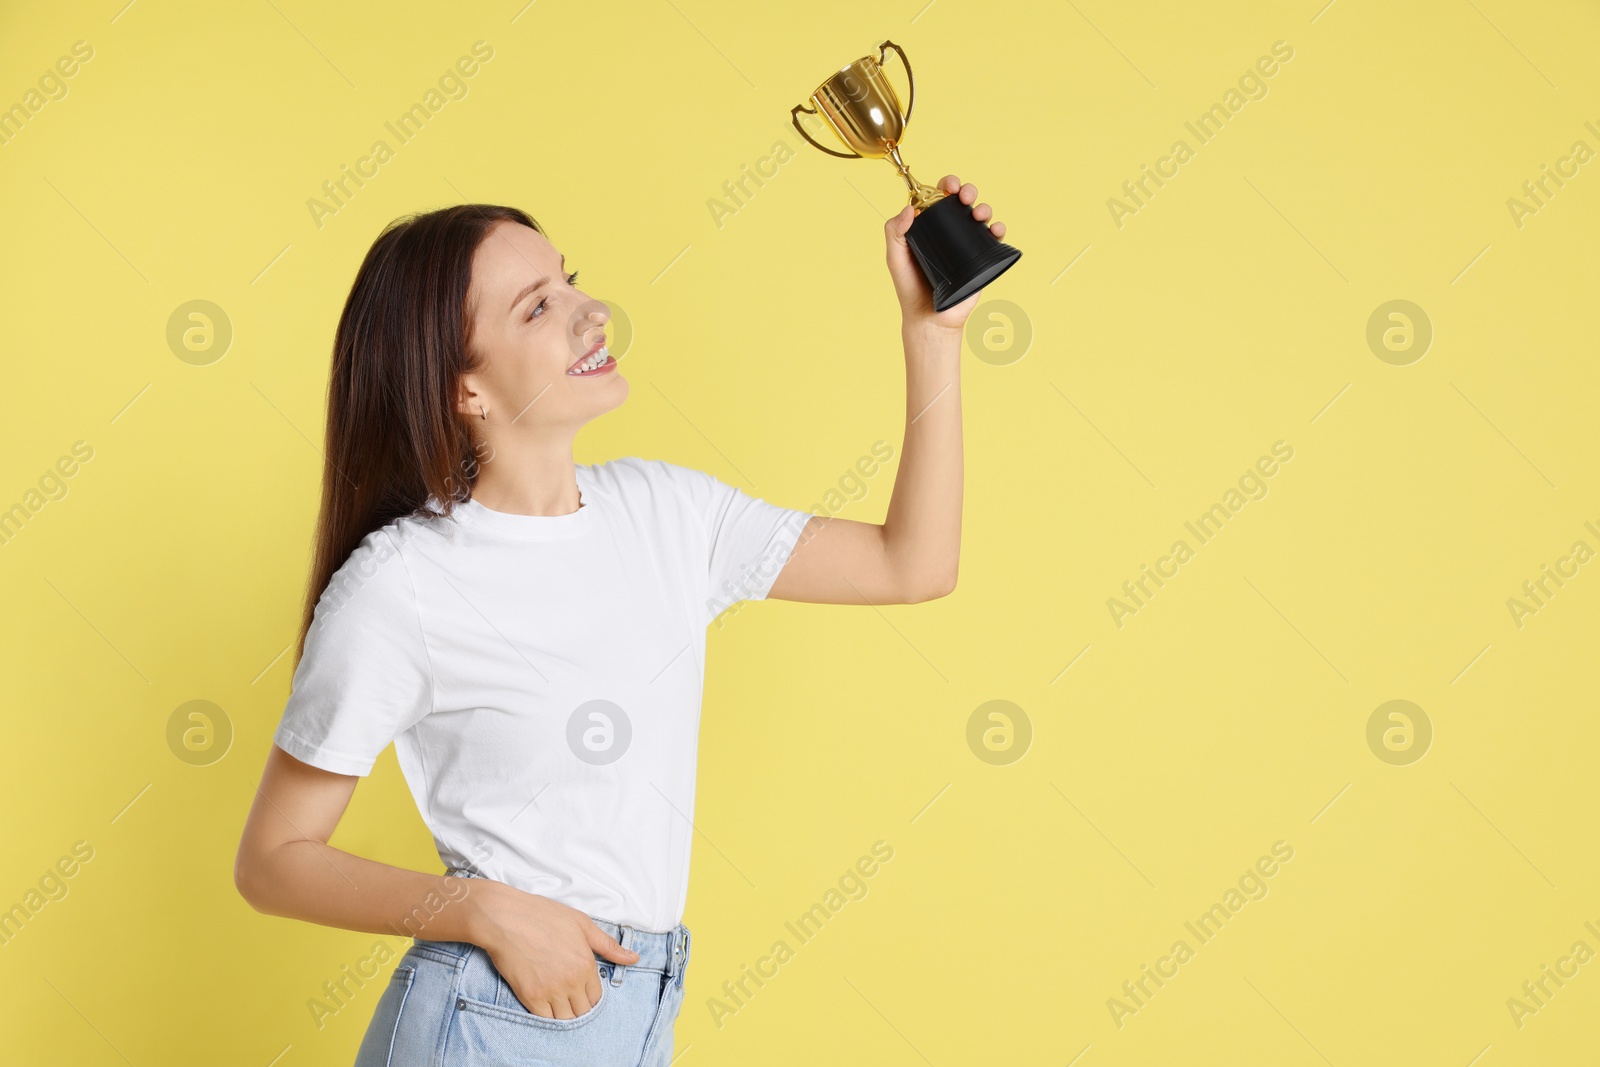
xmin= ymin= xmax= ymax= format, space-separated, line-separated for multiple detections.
xmin=3 ymin=0 xmax=1598 ymax=1063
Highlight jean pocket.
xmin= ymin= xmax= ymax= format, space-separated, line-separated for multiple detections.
xmin=455 ymin=959 xmax=610 ymax=1032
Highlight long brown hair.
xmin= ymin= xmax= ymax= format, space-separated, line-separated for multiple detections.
xmin=294 ymin=203 xmax=543 ymax=662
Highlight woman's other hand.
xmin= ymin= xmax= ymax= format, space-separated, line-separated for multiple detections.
xmin=467 ymin=879 xmax=640 ymax=1019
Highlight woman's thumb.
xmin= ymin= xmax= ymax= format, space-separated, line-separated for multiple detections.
xmin=885 ymin=204 xmax=915 ymax=241
xmin=587 ymin=922 xmax=641 ymax=963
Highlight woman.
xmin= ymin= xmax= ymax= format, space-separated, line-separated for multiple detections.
xmin=234 ymin=174 xmax=1003 ymax=1066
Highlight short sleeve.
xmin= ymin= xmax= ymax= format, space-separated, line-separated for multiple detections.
xmin=655 ymin=462 xmax=814 ymax=626
xmin=272 ymin=527 xmax=434 ymax=776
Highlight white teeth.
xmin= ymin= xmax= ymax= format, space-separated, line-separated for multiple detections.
xmin=571 ymin=345 xmax=609 ymax=374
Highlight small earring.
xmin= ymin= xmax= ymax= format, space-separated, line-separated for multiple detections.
xmin=479 ymin=403 xmax=488 ymax=420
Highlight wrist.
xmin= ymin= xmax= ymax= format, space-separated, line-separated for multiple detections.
xmin=901 ymin=313 xmax=960 ymax=336
xmin=901 ymin=317 xmax=963 ymax=358
xmin=456 ymin=876 xmax=505 ymax=947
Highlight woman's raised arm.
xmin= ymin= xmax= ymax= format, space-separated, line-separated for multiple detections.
xmin=767 ymin=174 xmax=1001 ymax=606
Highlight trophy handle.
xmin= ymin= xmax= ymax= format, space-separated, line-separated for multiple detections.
xmin=790 ymin=103 xmax=861 ymax=159
xmin=878 ymin=40 xmax=915 ymax=126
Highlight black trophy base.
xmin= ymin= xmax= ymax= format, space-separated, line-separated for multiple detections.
xmin=905 ymin=193 xmax=1023 ymax=312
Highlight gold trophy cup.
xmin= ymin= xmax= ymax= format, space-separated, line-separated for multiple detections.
xmin=791 ymin=40 xmax=1022 ymax=311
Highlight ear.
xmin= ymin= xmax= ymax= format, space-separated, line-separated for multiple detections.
xmin=455 ymin=374 xmax=483 ymax=420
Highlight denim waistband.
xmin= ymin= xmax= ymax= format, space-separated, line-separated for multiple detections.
xmin=441 ymin=867 xmax=690 ymax=980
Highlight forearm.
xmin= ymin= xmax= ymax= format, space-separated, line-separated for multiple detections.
xmin=240 ymin=838 xmax=493 ymax=945
xmin=881 ymin=318 xmax=963 ymax=597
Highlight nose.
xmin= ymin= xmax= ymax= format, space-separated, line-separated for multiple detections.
xmin=573 ymin=301 xmax=610 ymax=347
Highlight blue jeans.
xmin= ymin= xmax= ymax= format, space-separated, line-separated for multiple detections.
xmin=354 ymin=871 xmax=691 ymax=1066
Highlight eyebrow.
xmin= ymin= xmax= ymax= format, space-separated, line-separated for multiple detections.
xmin=508 ymin=254 xmax=566 ymax=316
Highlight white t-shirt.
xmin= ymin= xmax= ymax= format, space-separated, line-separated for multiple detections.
xmin=272 ymin=458 xmax=813 ymax=932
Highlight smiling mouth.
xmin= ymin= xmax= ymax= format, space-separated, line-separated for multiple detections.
xmin=567 ymin=341 xmax=616 ymax=377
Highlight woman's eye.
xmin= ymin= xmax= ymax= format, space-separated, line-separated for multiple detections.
xmin=528 ymin=271 xmax=580 ymax=321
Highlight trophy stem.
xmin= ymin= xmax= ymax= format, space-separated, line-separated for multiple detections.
xmin=886 ymin=144 xmax=944 ymax=211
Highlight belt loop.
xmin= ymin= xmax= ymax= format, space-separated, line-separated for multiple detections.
xmin=610 ymin=925 xmax=629 ymax=987
xmin=670 ymin=928 xmax=685 ymax=979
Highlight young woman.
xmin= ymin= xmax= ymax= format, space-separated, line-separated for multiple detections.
xmin=234 ymin=174 xmax=1003 ymax=1066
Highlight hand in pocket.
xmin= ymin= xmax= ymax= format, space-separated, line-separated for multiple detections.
xmin=470 ymin=879 xmax=638 ymax=1019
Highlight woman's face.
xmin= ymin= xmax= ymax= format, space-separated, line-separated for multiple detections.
xmin=460 ymin=220 xmax=626 ymax=433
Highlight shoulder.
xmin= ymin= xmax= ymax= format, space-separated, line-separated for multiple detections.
xmin=584 ymin=456 xmax=709 ymax=489
xmin=310 ymin=521 xmax=424 ymax=636
xmin=582 ymin=456 xmax=724 ymax=508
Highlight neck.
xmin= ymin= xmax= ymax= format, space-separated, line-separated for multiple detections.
xmin=467 ymin=428 xmax=583 ymax=516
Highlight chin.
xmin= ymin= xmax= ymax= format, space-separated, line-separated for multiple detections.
xmin=599 ymin=375 xmax=629 ymax=412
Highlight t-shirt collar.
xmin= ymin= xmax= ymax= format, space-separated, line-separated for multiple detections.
xmin=435 ymin=470 xmax=595 ymax=541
